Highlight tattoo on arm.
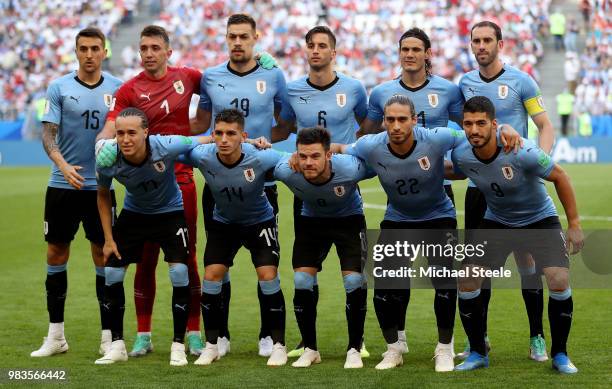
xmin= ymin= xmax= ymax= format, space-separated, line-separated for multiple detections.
xmin=42 ymin=122 xmax=60 ymax=157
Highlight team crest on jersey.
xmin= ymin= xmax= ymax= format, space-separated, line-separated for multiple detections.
xmin=498 ymin=85 xmax=509 ymax=99
xmin=153 ymin=161 xmax=166 ymax=172
xmin=336 ymin=93 xmax=347 ymax=107
xmin=427 ymin=93 xmax=439 ymax=108
xmin=103 ymin=94 xmax=113 ymax=108
xmin=418 ymin=156 xmax=431 ymax=171
xmin=173 ymin=80 xmax=185 ymax=95
xmin=256 ymin=80 xmax=266 ymax=94
xmin=502 ymin=166 xmax=514 ymax=180
xmin=244 ymin=168 xmax=255 ymax=182
xmin=334 ymin=185 xmax=346 ymax=197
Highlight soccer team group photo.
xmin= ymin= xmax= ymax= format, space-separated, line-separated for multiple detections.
xmin=1 ymin=1 xmax=611 ymax=387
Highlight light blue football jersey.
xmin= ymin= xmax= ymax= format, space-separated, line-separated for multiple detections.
xmin=367 ymin=75 xmax=464 ymax=186
xmin=97 ymin=135 xmax=199 ymax=214
xmin=43 ymin=71 xmax=122 ymax=190
xmin=198 ymin=62 xmax=287 ymax=140
xmin=346 ymin=127 xmax=465 ymax=222
xmin=184 ymin=143 xmax=282 ymax=225
xmin=366 ymin=75 xmax=464 ymax=128
xmin=451 ymin=139 xmax=557 ymax=227
xmin=280 ymin=72 xmax=367 ymax=146
xmin=459 ymin=64 xmax=545 ymax=137
xmin=274 ymin=154 xmax=374 ymax=218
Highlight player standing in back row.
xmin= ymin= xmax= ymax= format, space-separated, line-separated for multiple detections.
xmin=32 ymin=27 xmax=122 ymax=359
xmin=96 ymin=25 xmax=205 ymax=357
xmin=357 ymin=27 xmax=465 ymax=351
xmin=195 ymin=14 xmax=288 ymax=358
xmin=458 ymin=21 xmax=556 ymax=361
xmin=276 ymin=25 xmax=369 ymax=359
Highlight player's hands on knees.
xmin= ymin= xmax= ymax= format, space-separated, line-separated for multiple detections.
xmin=247 ymin=136 xmax=272 ymax=149
xmin=565 ymin=226 xmax=585 ymax=254
xmin=255 ymin=52 xmax=278 ymax=69
xmin=59 ymin=162 xmax=85 ymax=190
xmin=499 ymin=124 xmax=524 ymax=154
xmin=103 ymin=240 xmax=121 ymax=264
xmin=288 ymin=152 xmax=302 ymax=172
xmin=95 ymin=138 xmax=118 ymax=168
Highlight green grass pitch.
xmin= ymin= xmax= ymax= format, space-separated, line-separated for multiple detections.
xmin=0 ymin=165 xmax=611 ymax=388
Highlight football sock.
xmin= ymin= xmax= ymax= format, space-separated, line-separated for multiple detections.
xmin=434 ymin=288 xmax=457 ymax=344
xmin=172 ymin=286 xmax=190 ymax=343
xmin=294 ymin=272 xmax=317 ymax=350
xmin=169 ymin=263 xmax=190 ymax=343
xmin=257 ymin=282 xmax=271 ymax=339
xmin=458 ymin=289 xmax=486 ymax=355
xmin=105 ymin=283 xmax=125 ymax=342
xmin=520 ymin=268 xmax=544 ymax=338
xmin=95 ymin=266 xmax=111 ymax=330
xmin=344 ymin=277 xmax=367 ymax=351
xmin=46 ymin=264 xmax=67 ymax=324
xmin=186 ymin=256 xmax=202 ymax=332
xmin=481 ymin=278 xmax=492 ymax=336
xmin=259 ymin=276 xmax=285 ymax=345
xmin=201 ymin=280 xmax=222 ymax=344
xmin=105 ymin=267 xmax=126 ymax=342
xmin=373 ymin=289 xmax=400 ymax=344
xmin=134 ymin=257 xmax=157 ymax=333
xmin=396 ymin=288 xmax=410 ymax=331
xmin=549 ymin=289 xmax=573 ymax=357
xmin=219 ymin=273 xmax=231 ymax=340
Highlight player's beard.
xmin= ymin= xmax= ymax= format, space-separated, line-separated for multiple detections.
xmin=230 ymin=52 xmax=252 ymax=64
xmin=469 ymin=130 xmax=492 ymax=148
xmin=476 ymin=47 xmax=498 ymax=67
xmin=388 ymin=130 xmax=410 ymax=145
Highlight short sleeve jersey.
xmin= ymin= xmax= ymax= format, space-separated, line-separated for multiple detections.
xmin=280 ymin=72 xmax=367 ymax=146
xmin=346 ymin=128 xmax=465 ymax=222
xmin=451 ymin=139 xmax=557 ymax=227
xmin=274 ymin=154 xmax=373 ymax=218
xmin=97 ymin=135 xmax=199 ymax=214
xmin=43 ymin=71 xmax=122 ymax=190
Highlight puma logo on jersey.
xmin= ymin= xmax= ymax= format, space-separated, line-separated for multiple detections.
xmin=140 ymin=93 xmax=151 ymax=101
xmin=69 ymin=96 xmax=80 ymax=104
xmin=207 ymin=170 xmax=217 ymax=179
xmin=298 ymin=96 xmax=311 ymax=104
xmin=377 ymin=162 xmax=387 ymax=171
xmin=217 ymin=83 xmax=226 ymax=90
xmin=469 ymin=168 xmax=479 ymax=175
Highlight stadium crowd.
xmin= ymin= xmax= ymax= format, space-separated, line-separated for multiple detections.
xmin=574 ymin=5 xmax=611 ymax=125
xmin=151 ymin=0 xmax=550 ymax=87
xmin=2 ymin=0 xmax=552 ymax=124
xmin=0 ymin=0 xmax=126 ymax=121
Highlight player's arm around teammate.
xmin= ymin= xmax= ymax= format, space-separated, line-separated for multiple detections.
xmin=95 ymin=108 xmax=208 ymax=366
xmin=452 ymin=97 xmax=583 ymax=373
xmin=180 ymin=109 xmax=288 ymax=367
xmin=273 ymin=127 xmax=373 ymax=369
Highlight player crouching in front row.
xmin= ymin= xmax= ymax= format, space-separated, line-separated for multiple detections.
xmin=95 ymin=107 xmax=210 ymax=365
xmin=181 ymin=109 xmax=288 ymax=367
xmin=450 ymin=97 xmax=584 ymax=374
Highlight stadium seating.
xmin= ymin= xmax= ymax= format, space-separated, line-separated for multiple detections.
xmin=574 ymin=4 xmax=611 ymax=135
xmin=0 ymin=1 xmax=126 ymax=121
